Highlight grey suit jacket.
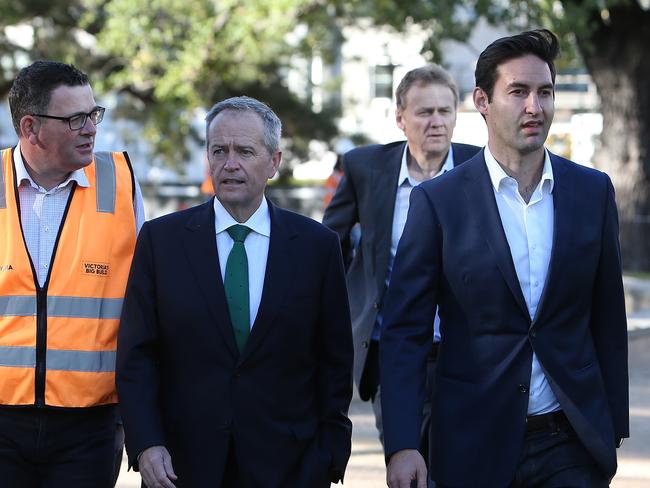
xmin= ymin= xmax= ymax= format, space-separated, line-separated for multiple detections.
xmin=322 ymin=141 xmax=480 ymax=399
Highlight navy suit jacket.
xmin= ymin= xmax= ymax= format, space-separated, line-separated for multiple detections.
xmin=117 ymin=198 xmax=353 ymax=487
xmin=323 ymin=141 xmax=480 ymax=399
xmin=380 ymin=151 xmax=629 ymax=486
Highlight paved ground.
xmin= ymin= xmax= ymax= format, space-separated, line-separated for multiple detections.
xmin=116 ymin=330 xmax=650 ymax=487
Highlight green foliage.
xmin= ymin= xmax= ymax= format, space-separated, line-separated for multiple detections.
xmin=0 ymin=0 xmax=339 ymax=168
xmin=0 ymin=0 xmax=646 ymax=170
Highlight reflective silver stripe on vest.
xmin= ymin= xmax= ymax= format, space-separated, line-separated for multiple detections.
xmin=0 ymin=155 xmax=6 ymax=209
xmin=0 ymin=296 xmax=37 ymax=316
xmin=46 ymin=349 xmax=116 ymax=373
xmin=94 ymin=152 xmax=116 ymax=213
xmin=0 ymin=346 xmax=36 ymax=367
xmin=47 ymin=296 xmax=123 ymax=319
xmin=0 ymin=296 xmax=121 ymax=319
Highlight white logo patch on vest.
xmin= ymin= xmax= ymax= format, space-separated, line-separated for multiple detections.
xmin=82 ymin=261 xmax=110 ymax=277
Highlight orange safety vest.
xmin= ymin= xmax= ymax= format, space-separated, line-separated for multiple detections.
xmin=0 ymin=147 xmax=136 ymax=408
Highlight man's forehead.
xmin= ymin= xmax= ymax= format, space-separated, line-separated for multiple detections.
xmin=48 ymin=84 xmax=96 ymax=110
xmin=404 ymin=82 xmax=455 ymax=106
xmin=495 ymin=55 xmax=553 ymax=85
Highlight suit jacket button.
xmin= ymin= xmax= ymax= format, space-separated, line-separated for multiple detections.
xmin=362 ymin=341 xmax=369 ymax=348
xmin=519 ymin=384 xmax=529 ymax=394
xmin=373 ymin=302 xmax=379 ymax=310
xmin=530 ymin=330 xmax=537 ymax=338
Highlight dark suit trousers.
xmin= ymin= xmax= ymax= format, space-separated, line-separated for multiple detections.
xmin=219 ymin=437 xmax=331 ymax=488
xmin=0 ymin=406 xmax=117 ymax=488
xmin=436 ymin=415 xmax=609 ymax=488
xmin=220 ymin=443 xmax=241 ymax=488
xmin=509 ymin=418 xmax=609 ymax=488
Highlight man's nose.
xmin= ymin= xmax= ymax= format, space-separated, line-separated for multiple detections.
xmin=525 ymin=93 xmax=542 ymax=114
xmin=80 ymin=116 xmax=97 ymax=135
xmin=223 ymin=153 xmax=240 ymax=170
xmin=429 ymin=111 xmax=447 ymax=127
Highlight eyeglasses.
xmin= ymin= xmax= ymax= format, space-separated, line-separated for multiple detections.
xmin=31 ymin=106 xmax=106 ymax=131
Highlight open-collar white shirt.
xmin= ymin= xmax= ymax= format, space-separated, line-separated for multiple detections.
xmin=13 ymin=144 xmax=145 ymax=287
xmin=484 ymin=144 xmax=560 ymax=416
xmin=375 ymin=144 xmax=455 ymax=342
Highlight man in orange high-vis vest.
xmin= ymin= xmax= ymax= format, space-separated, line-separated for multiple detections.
xmin=0 ymin=61 xmax=145 ymax=488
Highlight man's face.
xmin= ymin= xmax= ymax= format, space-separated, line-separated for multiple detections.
xmin=474 ymin=54 xmax=554 ymax=158
xmin=31 ymin=84 xmax=98 ymax=173
xmin=396 ymin=82 xmax=457 ymax=160
xmin=208 ymin=109 xmax=281 ymax=222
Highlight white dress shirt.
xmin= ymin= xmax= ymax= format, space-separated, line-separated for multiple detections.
xmin=214 ymin=197 xmax=270 ymax=330
xmin=14 ymin=145 xmax=146 ymax=287
xmin=374 ymin=144 xmax=455 ymax=341
xmin=484 ymin=145 xmax=560 ymax=416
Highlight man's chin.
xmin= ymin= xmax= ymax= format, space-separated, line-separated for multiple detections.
xmin=424 ymin=144 xmax=451 ymax=159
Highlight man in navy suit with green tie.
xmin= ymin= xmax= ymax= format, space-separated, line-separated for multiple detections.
xmin=117 ymin=96 xmax=354 ymax=488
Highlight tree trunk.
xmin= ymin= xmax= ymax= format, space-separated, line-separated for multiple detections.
xmin=574 ymin=4 xmax=650 ymax=271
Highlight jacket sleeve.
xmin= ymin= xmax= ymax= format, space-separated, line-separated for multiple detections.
xmin=116 ymin=222 xmax=166 ymax=469
xmin=316 ymin=231 xmax=354 ymax=481
xmin=590 ymin=175 xmax=629 ymax=440
xmin=322 ymin=154 xmax=359 ymax=268
xmin=379 ymin=186 xmax=439 ymax=460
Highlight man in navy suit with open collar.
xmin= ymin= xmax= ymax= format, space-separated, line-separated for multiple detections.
xmin=381 ymin=30 xmax=629 ymax=488
xmin=116 ymin=96 xmax=353 ymax=487
xmin=323 ymin=65 xmax=480 ymax=462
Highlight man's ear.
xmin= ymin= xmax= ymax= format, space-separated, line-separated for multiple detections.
xmin=268 ymin=150 xmax=282 ymax=178
xmin=395 ymin=107 xmax=405 ymax=132
xmin=473 ymin=87 xmax=489 ymax=116
xmin=20 ymin=115 xmax=40 ymax=145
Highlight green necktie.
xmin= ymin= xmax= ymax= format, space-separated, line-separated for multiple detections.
xmin=224 ymin=224 xmax=252 ymax=352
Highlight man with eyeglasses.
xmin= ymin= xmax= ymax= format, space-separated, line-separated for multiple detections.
xmin=0 ymin=60 xmax=145 ymax=487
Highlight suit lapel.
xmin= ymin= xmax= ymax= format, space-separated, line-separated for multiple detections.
xmin=532 ymin=154 xmax=573 ymax=326
xmin=451 ymin=143 xmax=465 ymax=167
xmin=372 ymin=142 xmax=404 ymax=298
xmin=239 ymin=200 xmax=295 ymax=364
xmin=182 ymin=199 xmax=239 ymax=358
xmin=463 ymin=155 xmax=530 ymax=318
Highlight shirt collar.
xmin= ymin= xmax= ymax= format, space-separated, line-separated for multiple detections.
xmin=213 ymin=196 xmax=271 ymax=238
xmin=484 ymin=145 xmax=554 ymax=194
xmin=398 ymin=143 xmax=455 ymax=188
xmin=13 ymin=143 xmax=90 ymax=191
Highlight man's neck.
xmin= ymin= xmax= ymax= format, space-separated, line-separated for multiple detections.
xmin=407 ymin=148 xmax=448 ymax=182
xmin=489 ymin=144 xmax=545 ymax=203
xmin=20 ymin=148 xmax=69 ymax=191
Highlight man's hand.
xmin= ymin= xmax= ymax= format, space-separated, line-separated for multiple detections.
xmin=138 ymin=446 xmax=178 ymax=488
xmin=386 ymin=449 xmax=427 ymax=488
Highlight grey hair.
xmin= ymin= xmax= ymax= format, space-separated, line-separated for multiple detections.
xmin=395 ymin=63 xmax=459 ymax=109
xmin=205 ymin=96 xmax=282 ymax=154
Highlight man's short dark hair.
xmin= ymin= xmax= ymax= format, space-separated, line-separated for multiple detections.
xmin=8 ymin=60 xmax=89 ymax=136
xmin=475 ymin=29 xmax=559 ymax=101
xmin=395 ymin=63 xmax=459 ymax=109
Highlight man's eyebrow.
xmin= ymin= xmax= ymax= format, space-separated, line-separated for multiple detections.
xmin=235 ymin=144 xmax=256 ymax=151
xmin=67 ymin=106 xmax=101 ymax=117
xmin=507 ymin=81 xmax=554 ymax=90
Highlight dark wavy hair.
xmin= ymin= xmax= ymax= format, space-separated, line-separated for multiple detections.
xmin=475 ymin=29 xmax=559 ymax=101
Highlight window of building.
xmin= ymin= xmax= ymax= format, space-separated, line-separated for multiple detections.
xmin=373 ymin=64 xmax=394 ymax=99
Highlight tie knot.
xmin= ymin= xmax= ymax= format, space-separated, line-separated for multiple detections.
xmin=227 ymin=224 xmax=251 ymax=243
